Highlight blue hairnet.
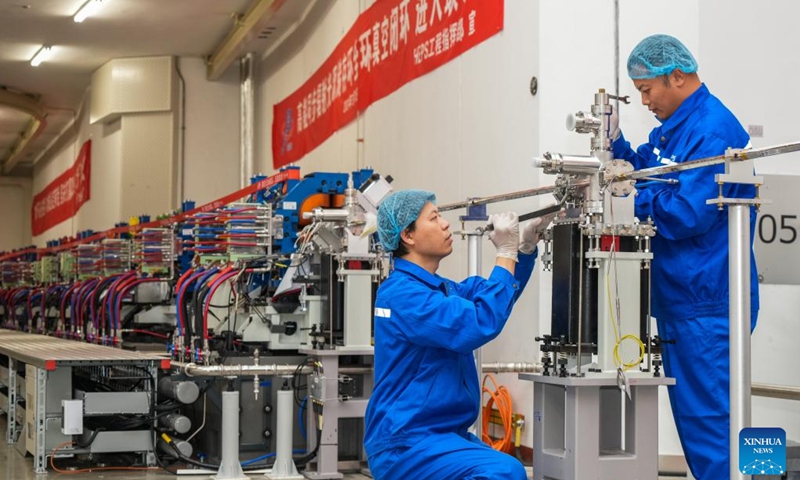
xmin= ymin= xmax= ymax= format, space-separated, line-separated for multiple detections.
xmin=377 ymin=189 xmax=436 ymax=252
xmin=627 ymin=34 xmax=698 ymax=79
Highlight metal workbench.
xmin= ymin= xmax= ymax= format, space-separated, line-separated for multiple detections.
xmin=0 ymin=329 xmax=169 ymax=473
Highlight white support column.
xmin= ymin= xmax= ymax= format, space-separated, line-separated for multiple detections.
xmin=213 ymin=390 xmax=249 ymax=480
xmin=266 ymin=380 xmax=303 ymax=480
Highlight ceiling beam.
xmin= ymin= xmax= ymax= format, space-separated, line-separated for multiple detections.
xmin=206 ymin=0 xmax=286 ymax=80
xmin=0 ymin=89 xmax=48 ymax=174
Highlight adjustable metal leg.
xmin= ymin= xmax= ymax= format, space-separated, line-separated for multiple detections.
xmin=34 ymin=367 xmax=47 ymax=474
xmin=6 ymin=358 xmax=17 ymax=445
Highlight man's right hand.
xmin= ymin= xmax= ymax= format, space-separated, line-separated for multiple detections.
xmin=488 ymin=212 xmax=520 ymax=262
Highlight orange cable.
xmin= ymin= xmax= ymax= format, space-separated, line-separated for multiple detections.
xmin=481 ymin=374 xmax=514 ymax=453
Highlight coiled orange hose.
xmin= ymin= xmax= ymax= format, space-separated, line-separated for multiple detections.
xmin=481 ymin=374 xmax=514 ymax=453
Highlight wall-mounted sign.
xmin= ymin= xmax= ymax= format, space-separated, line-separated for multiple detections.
xmin=754 ymin=174 xmax=800 ymax=284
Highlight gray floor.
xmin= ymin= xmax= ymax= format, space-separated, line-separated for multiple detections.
xmin=0 ymin=414 xmax=687 ymax=479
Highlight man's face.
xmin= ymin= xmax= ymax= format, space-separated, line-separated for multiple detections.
xmin=407 ymin=202 xmax=453 ymax=259
xmin=633 ymin=74 xmax=683 ymax=120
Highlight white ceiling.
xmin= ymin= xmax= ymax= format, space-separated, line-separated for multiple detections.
xmin=0 ymin=0 xmax=271 ymax=176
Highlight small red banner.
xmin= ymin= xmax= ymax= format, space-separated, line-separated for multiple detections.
xmin=31 ymin=140 xmax=92 ymax=236
xmin=272 ymin=0 xmax=504 ymax=168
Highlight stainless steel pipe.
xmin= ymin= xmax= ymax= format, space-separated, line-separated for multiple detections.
xmin=611 ymin=141 xmax=800 ymax=183
xmin=752 ymin=382 xmax=800 ymax=401
xmin=438 ymin=185 xmax=561 ymax=212
xmin=482 ymin=362 xmax=542 ymax=374
xmin=183 ymin=363 xmax=372 ymax=377
xmin=183 ymin=362 xmax=541 ymax=377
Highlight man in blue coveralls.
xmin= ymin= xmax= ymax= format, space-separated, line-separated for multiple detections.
xmin=364 ymin=189 xmax=549 ymax=480
xmin=611 ymin=34 xmax=759 ymax=480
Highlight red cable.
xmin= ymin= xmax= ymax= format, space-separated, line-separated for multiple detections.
xmin=201 ymin=267 xmax=237 ymax=340
xmin=128 ymin=329 xmax=168 ymax=340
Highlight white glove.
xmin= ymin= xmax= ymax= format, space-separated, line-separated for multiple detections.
xmin=519 ymin=212 xmax=557 ymax=254
xmin=488 ymin=212 xmax=520 ymax=261
xmin=609 ymin=106 xmax=621 ymax=141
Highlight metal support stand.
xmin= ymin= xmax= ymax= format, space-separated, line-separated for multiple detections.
xmin=300 ymin=348 xmax=372 ymax=480
xmin=730 ymin=204 xmax=752 ymax=480
xmin=6 ymin=358 xmax=17 ymax=444
xmin=466 ymin=231 xmax=484 ymax=442
xmin=213 ymin=390 xmax=249 ymax=480
xmin=265 ymin=382 xmax=304 ymax=480
xmin=148 ymin=363 xmax=159 ymax=467
xmin=523 ymin=374 xmax=673 ymax=480
xmin=34 ymin=367 xmax=47 ymax=474
xmin=706 ymin=156 xmax=765 ymax=480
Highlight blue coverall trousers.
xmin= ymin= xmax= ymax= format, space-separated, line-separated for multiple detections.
xmin=367 ymin=432 xmax=527 ymax=480
xmin=659 ymin=313 xmax=757 ymax=480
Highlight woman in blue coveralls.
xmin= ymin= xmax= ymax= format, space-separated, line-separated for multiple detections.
xmin=364 ymin=189 xmax=551 ymax=480
xmin=610 ymin=34 xmax=759 ymax=480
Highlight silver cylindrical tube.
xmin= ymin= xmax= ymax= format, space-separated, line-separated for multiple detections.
xmin=438 ymin=184 xmax=562 ymax=212
xmin=467 ymin=231 xmax=483 ymax=442
xmin=302 ymin=208 xmax=349 ymax=223
xmin=751 ymin=382 xmax=800 ymax=401
xmin=481 ymin=362 xmax=542 ymax=374
xmin=534 ymin=152 xmax=602 ymax=175
xmin=729 ymin=204 xmax=751 ymax=480
xmin=158 ymin=437 xmax=193 ymax=458
xmin=158 ymin=377 xmax=200 ymax=404
xmin=182 ymin=361 xmax=541 ymax=377
xmin=182 ymin=363 xmax=371 ymax=377
xmin=467 ymin=233 xmax=481 ymax=277
xmin=566 ymin=111 xmax=601 ymax=134
xmin=240 ymin=53 xmax=255 ymax=188
xmin=159 ymin=413 xmax=192 ymax=434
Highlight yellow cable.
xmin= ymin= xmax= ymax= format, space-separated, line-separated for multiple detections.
xmin=606 ymin=264 xmax=645 ymax=372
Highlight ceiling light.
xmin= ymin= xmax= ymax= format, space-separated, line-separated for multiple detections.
xmin=30 ymin=46 xmax=52 ymax=67
xmin=73 ymin=0 xmax=104 ymax=23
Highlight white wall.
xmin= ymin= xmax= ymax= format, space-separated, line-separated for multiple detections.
xmin=0 ymin=177 xmax=32 ymax=251
xmin=180 ymin=57 xmax=240 ymax=205
xmin=699 ymin=0 xmax=800 ymax=444
xmin=26 ymin=55 xmax=240 ymax=245
xmin=255 ymin=0 xmax=800 ymax=458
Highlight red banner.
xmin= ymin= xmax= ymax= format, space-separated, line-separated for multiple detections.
xmin=0 ymin=167 xmax=301 ymax=261
xmin=272 ymin=0 xmax=504 ymax=168
xmin=31 ymin=140 xmax=92 ymax=236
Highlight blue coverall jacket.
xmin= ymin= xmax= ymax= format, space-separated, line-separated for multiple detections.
xmin=613 ymin=83 xmax=759 ymax=320
xmin=364 ymin=252 xmax=536 ymax=480
xmin=612 ymin=83 xmax=759 ymax=480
